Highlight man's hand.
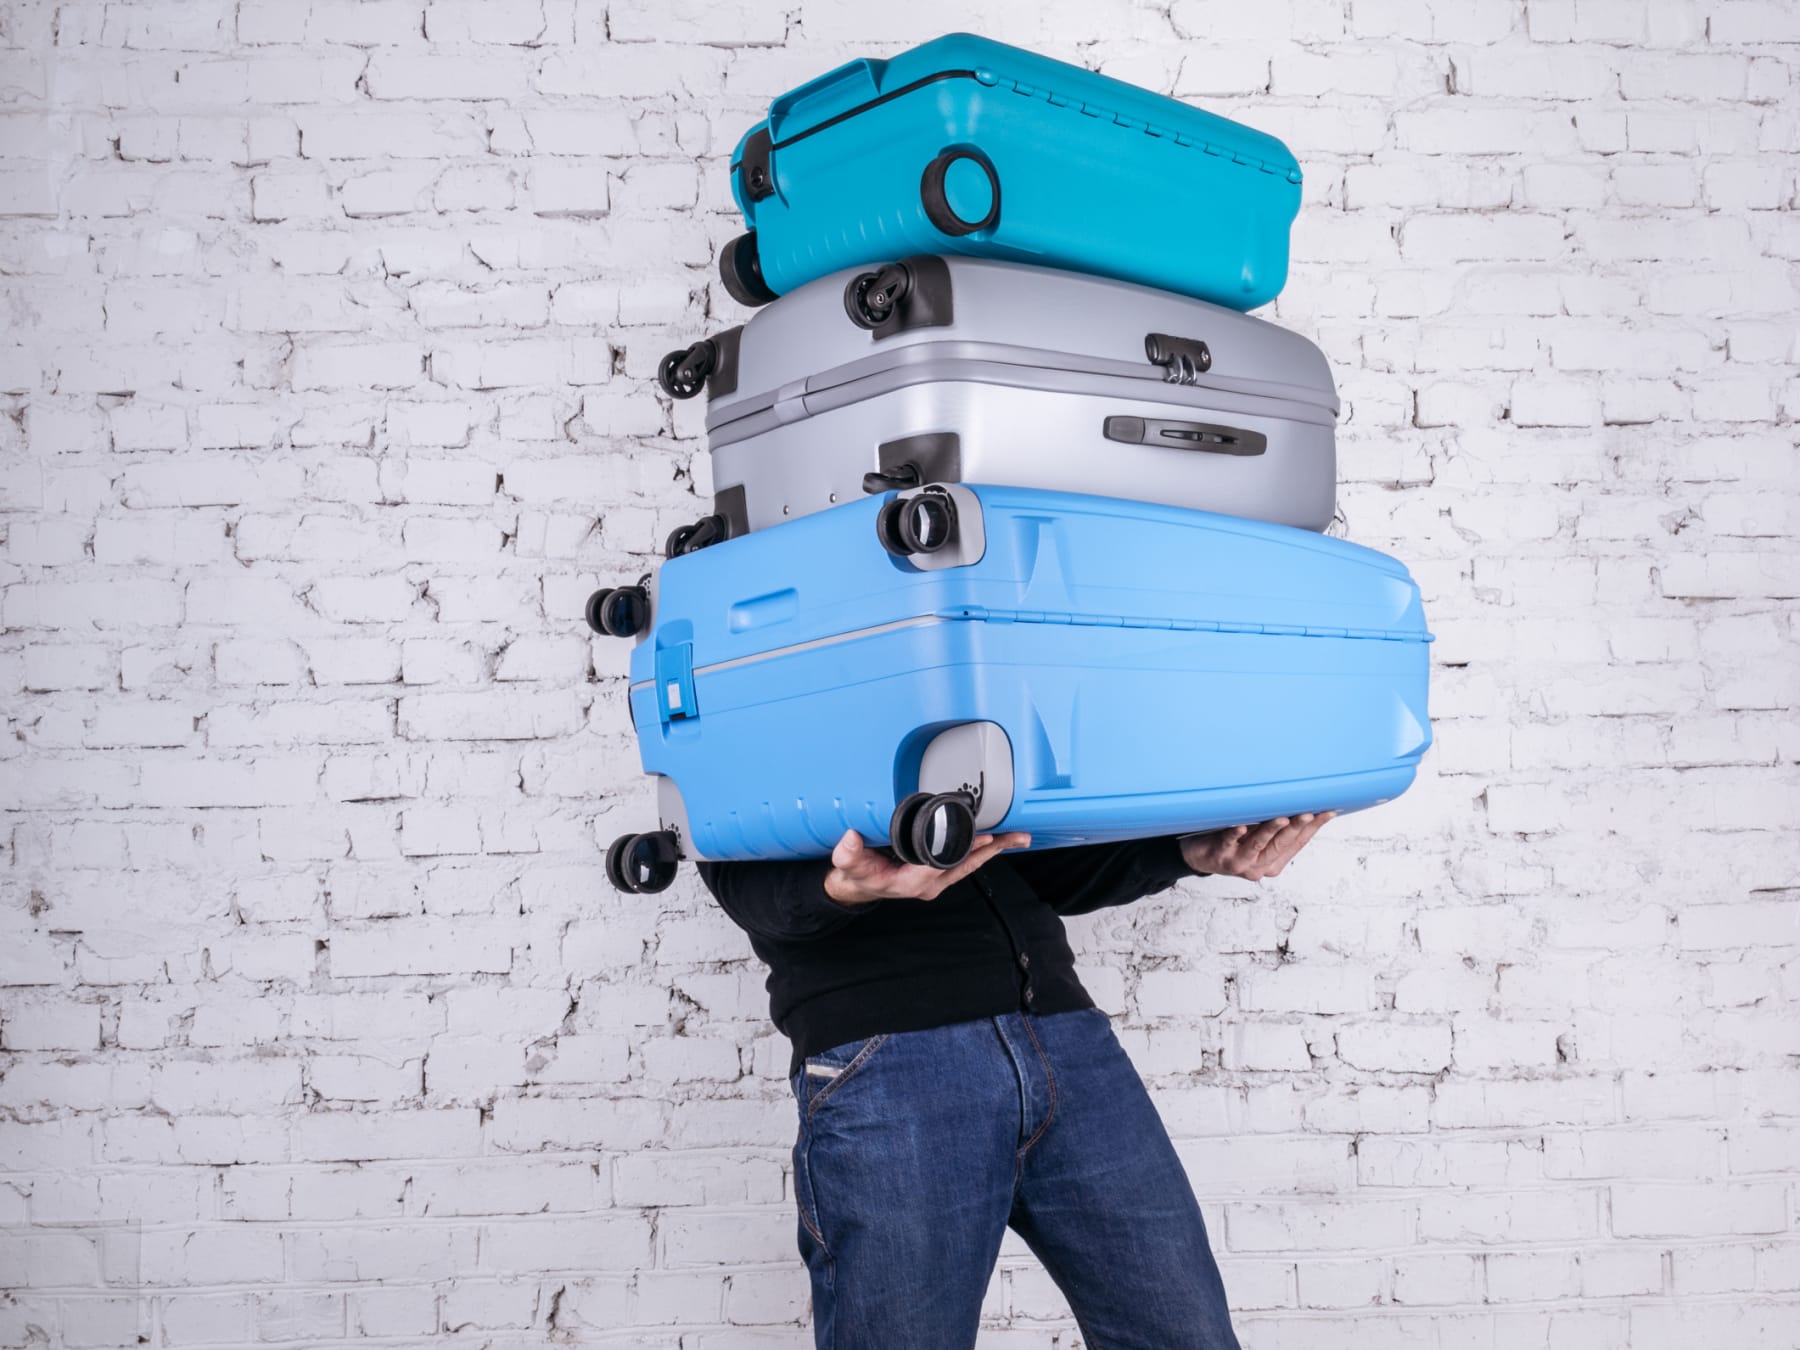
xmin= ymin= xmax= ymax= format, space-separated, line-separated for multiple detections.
xmin=824 ymin=829 xmax=1033 ymax=906
xmin=1180 ymin=812 xmax=1334 ymax=882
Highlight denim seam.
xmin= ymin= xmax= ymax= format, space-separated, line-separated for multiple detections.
xmin=795 ymin=1131 xmax=829 ymax=1252
xmin=805 ymin=1032 xmax=891 ymax=1119
xmin=1015 ymin=1014 xmax=1059 ymax=1160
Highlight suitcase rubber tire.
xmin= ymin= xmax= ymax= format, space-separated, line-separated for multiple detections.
xmin=890 ymin=792 xmax=976 ymax=870
xmin=588 ymin=584 xmax=648 ymax=638
xmin=607 ymin=831 xmax=680 ymax=894
xmin=666 ymin=515 xmax=728 ymax=559
xmin=658 ymin=341 xmax=715 ymax=400
xmin=720 ymin=233 xmax=777 ymax=307
xmin=844 ymin=261 xmax=912 ymax=330
xmin=605 ymin=833 xmax=640 ymax=893
xmin=921 ymin=149 xmax=1001 ymax=238
xmin=875 ymin=491 xmax=957 ymax=558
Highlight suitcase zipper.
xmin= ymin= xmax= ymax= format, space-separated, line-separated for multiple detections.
xmin=625 ymin=608 xmax=1433 ymax=696
xmin=706 ymin=345 xmax=1341 ymax=445
xmin=935 ymin=606 xmax=1432 ymax=644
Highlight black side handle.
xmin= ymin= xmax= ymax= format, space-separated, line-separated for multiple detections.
xmin=1104 ymin=415 xmax=1267 ymax=457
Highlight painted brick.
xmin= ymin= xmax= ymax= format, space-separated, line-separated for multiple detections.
xmin=3 ymin=5 xmax=1798 ymax=1345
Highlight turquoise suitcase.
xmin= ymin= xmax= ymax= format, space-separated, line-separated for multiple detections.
xmin=718 ymin=33 xmax=1303 ymax=314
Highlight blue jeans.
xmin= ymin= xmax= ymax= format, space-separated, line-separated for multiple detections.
xmin=790 ymin=1008 xmax=1240 ymax=1349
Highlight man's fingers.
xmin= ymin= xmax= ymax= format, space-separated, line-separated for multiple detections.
xmin=1288 ymin=811 xmax=1333 ymax=852
xmin=1239 ymin=817 xmax=1291 ymax=862
xmin=1200 ymin=823 xmax=1252 ymax=868
xmin=928 ymin=834 xmax=1016 ymax=893
xmin=1256 ymin=811 xmax=1336 ymax=876
xmin=1265 ymin=813 xmax=1312 ymax=851
xmin=1274 ymin=811 xmax=1331 ymax=859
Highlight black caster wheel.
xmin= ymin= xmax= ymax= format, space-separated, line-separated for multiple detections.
xmin=921 ymin=149 xmax=1001 ymax=238
xmin=665 ymin=514 xmax=728 ymax=559
xmin=606 ymin=830 xmax=680 ymax=894
xmin=888 ymin=792 xmax=928 ymax=866
xmin=586 ymin=583 xmax=649 ymax=638
xmin=657 ymin=340 xmax=717 ymax=400
xmin=605 ymin=833 xmax=639 ymax=893
xmin=720 ymin=232 xmax=777 ymax=308
xmin=875 ymin=489 xmax=957 ymax=558
xmin=889 ymin=791 xmax=976 ymax=871
xmin=861 ymin=461 xmax=923 ymax=495
xmin=844 ymin=261 xmax=914 ymax=330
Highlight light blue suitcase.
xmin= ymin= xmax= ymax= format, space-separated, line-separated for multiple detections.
xmin=594 ymin=485 xmax=1432 ymax=894
xmin=718 ymin=33 xmax=1303 ymax=314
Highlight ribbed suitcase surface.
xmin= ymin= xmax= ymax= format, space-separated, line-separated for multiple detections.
xmin=627 ymin=485 xmax=1432 ymax=864
xmin=721 ymin=33 xmax=1302 ymax=313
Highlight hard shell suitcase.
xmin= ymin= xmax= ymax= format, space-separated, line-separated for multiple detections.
xmin=717 ymin=33 xmax=1302 ymax=314
xmin=597 ymin=484 xmax=1432 ymax=894
xmin=659 ymin=257 xmax=1339 ymax=543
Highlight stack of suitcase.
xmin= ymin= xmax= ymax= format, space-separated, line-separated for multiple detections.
xmin=588 ymin=34 xmax=1433 ymax=894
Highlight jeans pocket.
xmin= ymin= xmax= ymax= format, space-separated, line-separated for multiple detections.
xmin=793 ymin=1134 xmax=828 ymax=1251
xmin=802 ymin=1033 xmax=890 ymax=1118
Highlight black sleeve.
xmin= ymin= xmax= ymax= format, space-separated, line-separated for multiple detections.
xmin=1005 ymin=836 xmax=1202 ymax=916
xmin=695 ymin=857 xmax=871 ymax=942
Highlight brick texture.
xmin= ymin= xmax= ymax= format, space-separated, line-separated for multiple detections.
xmin=2 ymin=1 xmax=1799 ymax=1346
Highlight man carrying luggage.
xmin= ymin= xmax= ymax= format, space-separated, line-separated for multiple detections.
xmin=699 ymin=813 xmax=1333 ymax=1349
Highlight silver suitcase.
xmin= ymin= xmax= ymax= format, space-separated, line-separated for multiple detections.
xmin=656 ymin=256 xmax=1339 ymax=552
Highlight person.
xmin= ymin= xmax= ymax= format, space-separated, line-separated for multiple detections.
xmin=698 ymin=812 xmax=1335 ymax=1350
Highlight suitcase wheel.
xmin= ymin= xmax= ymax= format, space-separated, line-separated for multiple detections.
xmin=720 ymin=232 xmax=777 ymax=308
xmin=607 ymin=830 xmax=680 ymax=894
xmin=587 ymin=584 xmax=649 ymax=638
xmin=861 ymin=462 xmax=924 ymax=494
xmin=843 ymin=261 xmax=920 ymax=331
xmin=921 ymin=149 xmax=1001 ymax=238
xmin=657 ymin=340 xmax=716 ymax=400
xmin=875 ymin=490 xmax=957 ymax=559
xmin=665 ymin=514 xmax=728 ymax=559
xmin=890 ymin=791 xmax=976 ymax=871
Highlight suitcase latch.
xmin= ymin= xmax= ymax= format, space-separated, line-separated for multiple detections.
xmin=1144 ymin=333 xmax=1213 ymax=385
xmin=655 ymin=642 xmax=698 ymax=723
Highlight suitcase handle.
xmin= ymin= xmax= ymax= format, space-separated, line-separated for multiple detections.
xmin=770 ymin=58 xmax=887 ymax=139
xmin=1103 ymin=415 xmax=1268 ymax=457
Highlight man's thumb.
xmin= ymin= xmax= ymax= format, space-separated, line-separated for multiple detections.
xmin=832 ymin=830 xmax=864 ymax=869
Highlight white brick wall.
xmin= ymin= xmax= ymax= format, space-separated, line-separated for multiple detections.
xmin=1 ymin=0 xmax=1797 ymax=1344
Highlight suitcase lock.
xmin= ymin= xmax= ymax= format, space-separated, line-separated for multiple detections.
xmin=655 ymin=642 xmax=698 ymax=724
xmin=1145 ymin=333 xmax=1213 ymax=385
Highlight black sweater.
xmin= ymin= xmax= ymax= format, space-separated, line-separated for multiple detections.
xmin=698 ymin=839 xmax=1198 ymax=1073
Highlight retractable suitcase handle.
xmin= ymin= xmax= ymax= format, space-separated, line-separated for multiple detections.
xmin=769 ymin=58 xmax=887 ymax=139
xmin=747 ymin=57 xmax=905 ymax=206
